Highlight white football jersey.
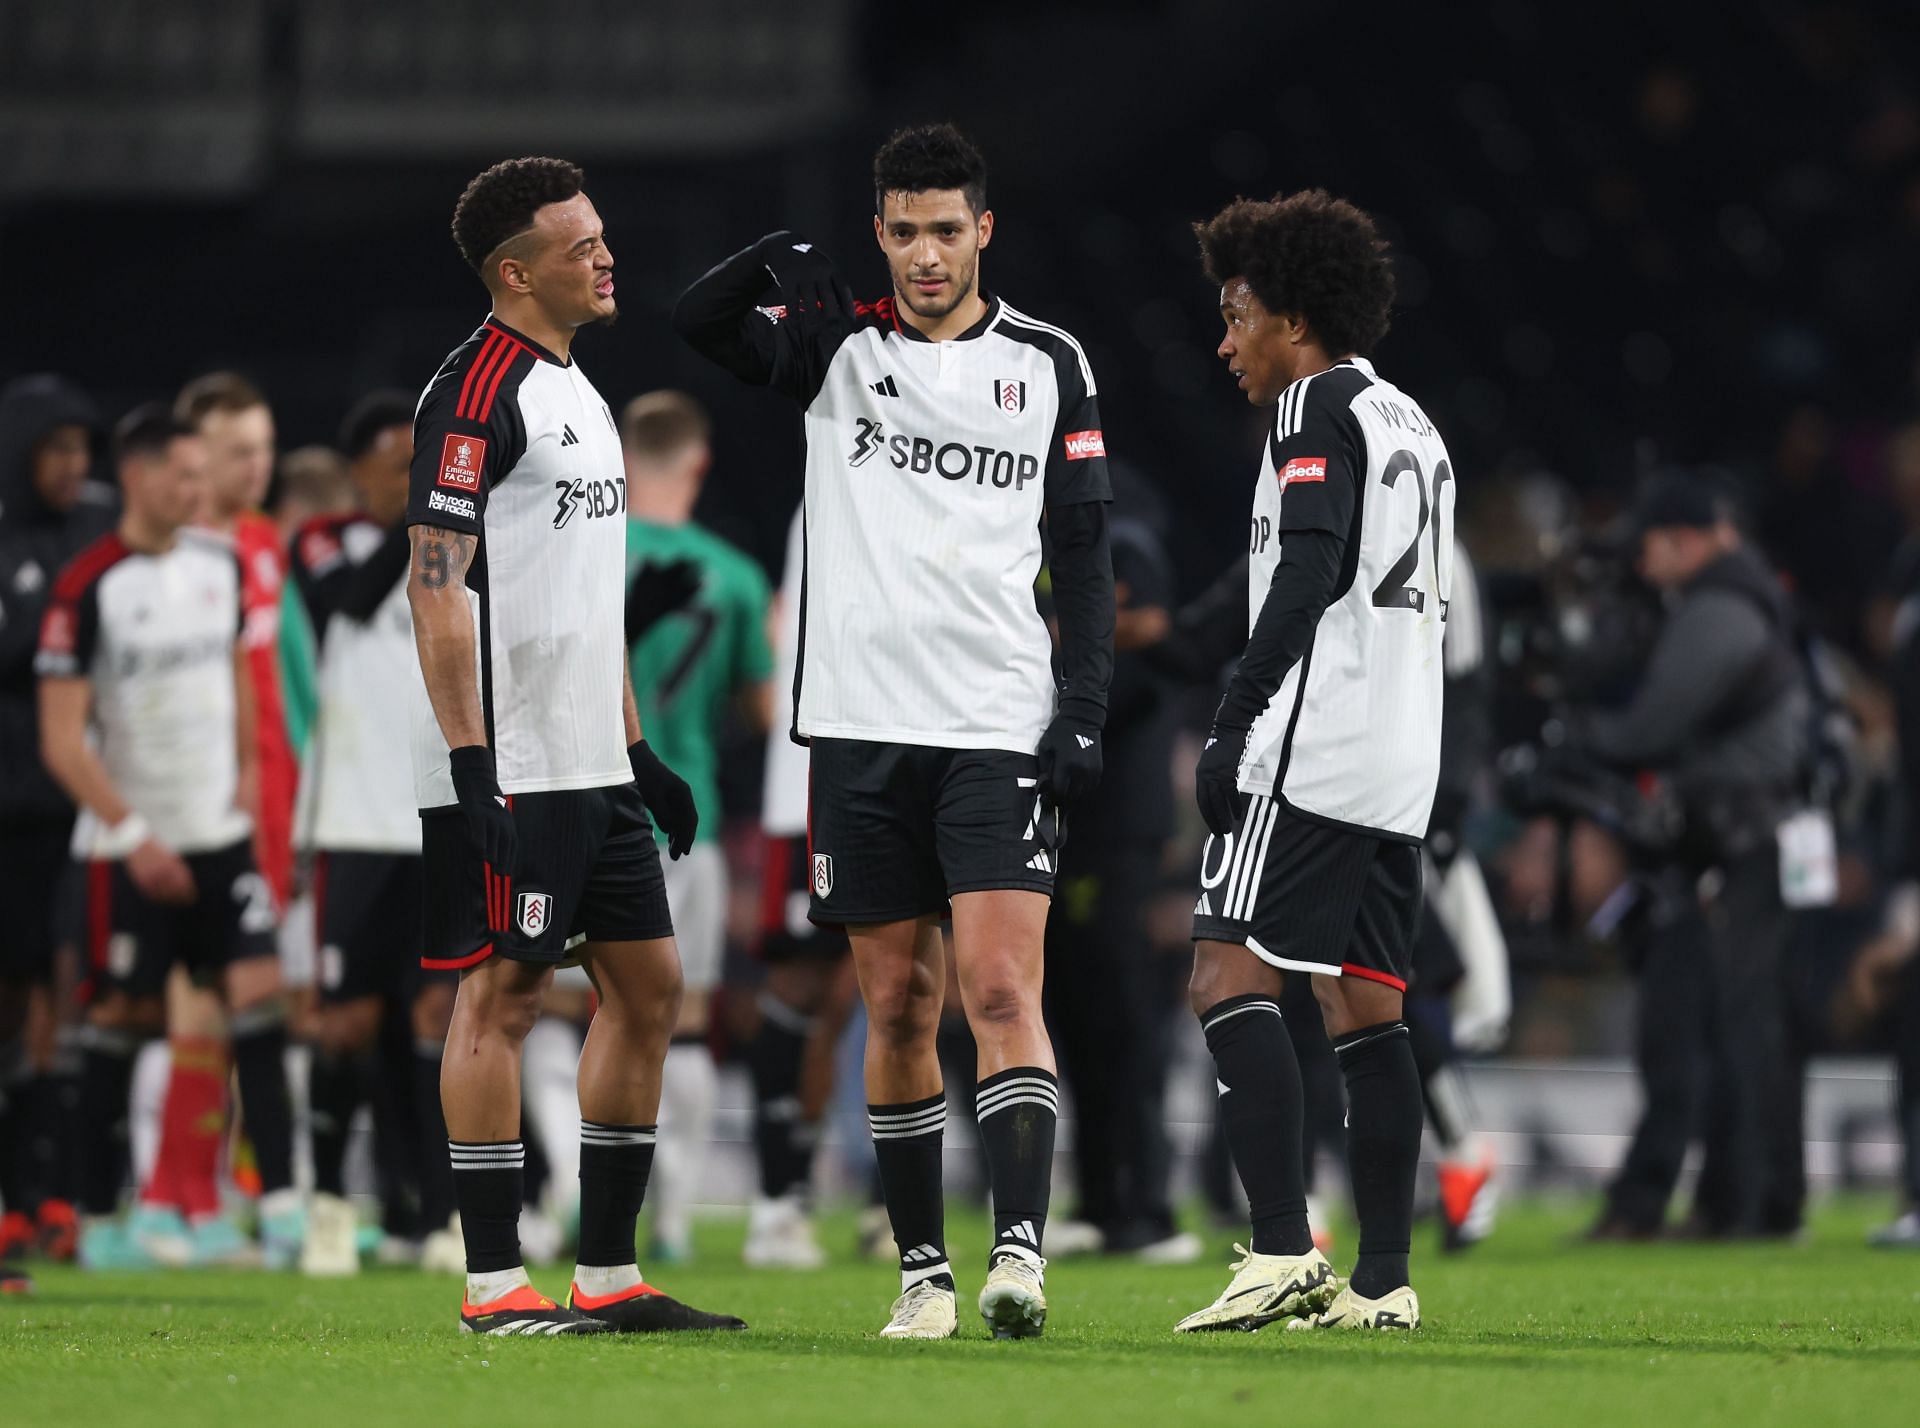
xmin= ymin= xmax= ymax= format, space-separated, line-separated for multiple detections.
xmin=1241 ymin=357 xmax=1454 ymax=841
xmin=290 ymin=514 xmax=421 ymax=853
xmin=36 ymin=530 xmax=252 ymax=856
xmin=404 ymin=318 xmax=631 ymax=808
xmin=761 ymin=294 xmax=1110 ymax=753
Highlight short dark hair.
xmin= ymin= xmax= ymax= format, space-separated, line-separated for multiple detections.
xmin=175 ymin=370 xmax=268 ymax=428
xmin=114 ymin=403 xmax=197 ymax=464
xmin=621 ymin=390 xmax=711 ymax=461
xmin=1193 ymin=190 xmax=1396 ymax=356
xmin=451 ymin=156 xmax=585 ymax=274
xmin=338 ymin=390 xmax=416 ymax=461
xmin=873 ymin=124 xmax=987 ymax=217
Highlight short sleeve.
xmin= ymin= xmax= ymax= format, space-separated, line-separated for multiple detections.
xmin=1044 ymin=349 xmax=1111 ymax=507
xmin=35 ymin=576 xmax=99 ymax=679
xmin=405 ymin=373 xmax=526 ymax=539
xmin=1270 ymin=394 xmax=1364 ymax=539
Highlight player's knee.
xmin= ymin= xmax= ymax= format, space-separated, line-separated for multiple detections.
xmin=866 ymin=982 xmax=937 ymax=1049
xmin=967 ymin=979 xmax=1034 ymax=1030
xmin=1188 ymin=945 xmax=1263 ymax=1020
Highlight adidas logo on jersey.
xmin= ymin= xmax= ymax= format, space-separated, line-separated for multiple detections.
xmin=869 ymin=374 xmax=899 ymax=398
xmin=559 ymin=424 xmax=580 ymax=447
xmin=1026 ymin=850 xmax=1054 ymax=874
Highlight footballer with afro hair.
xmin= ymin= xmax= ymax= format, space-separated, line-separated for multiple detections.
xmin=1194 ymin=190 xmax=1395 ymax=406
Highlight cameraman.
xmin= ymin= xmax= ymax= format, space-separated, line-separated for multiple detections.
xmin=1578 ymin=474 xmax=1809 ymax=1239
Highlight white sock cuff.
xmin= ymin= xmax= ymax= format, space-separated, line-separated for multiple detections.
xmin=579 ymin=1121 xmax=657 ymax=1147
xmin=449 ymin=1139 xmax=525 ymax=1169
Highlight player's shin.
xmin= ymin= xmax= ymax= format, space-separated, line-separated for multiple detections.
xmin=1201 ymin=994 xmax=1315 ymax=1255
xmin=975 ymin=1066 xmax=1058 ymax=1265
xmin=75 ymin=1024 xmax=140 ymax=1219
xmin=1335 ymin=1020 xmax=1421 ymax=1298
xmin=869 ymin=1094 xmax=951 ymax=1291
xmin=574 ymin=1121 xmax=656 ymax=1294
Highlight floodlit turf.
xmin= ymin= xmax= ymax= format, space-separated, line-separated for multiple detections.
xmin=3 ymin=1200 xmax=1918 ymax=1427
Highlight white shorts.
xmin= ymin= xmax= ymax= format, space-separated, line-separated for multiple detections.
xmin=662 ymin=842 xmax=727 ymax=992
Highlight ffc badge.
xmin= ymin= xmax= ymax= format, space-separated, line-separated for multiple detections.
xmin=516 ymin=891 xmax=553 ymax=939
xmin=993 ymin=379 xmax=1027 ymax=417
xmin=811 ymin=853 xmax=833 ymax=898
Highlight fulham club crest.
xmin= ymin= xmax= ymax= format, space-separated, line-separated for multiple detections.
xmin=516 ymin=891 xmax=553 ymax=939
xmin=992 ymin=378 xmax=1027 ymax=418
xmin=811 ymin=853 xmax=834 ymax=898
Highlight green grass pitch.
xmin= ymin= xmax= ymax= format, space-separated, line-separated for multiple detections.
xmin=4 ymin=1201 xmax=1918 ymax=1427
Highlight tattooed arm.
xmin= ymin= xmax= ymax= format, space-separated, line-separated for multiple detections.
xmin=407 ymin=524 xmax=487 ymax=750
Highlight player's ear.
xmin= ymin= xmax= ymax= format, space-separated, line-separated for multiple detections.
xmin=873 ymin=212 xmax=886 ymax=251
xmin=976 ymin=209 xmax=994 ymax=249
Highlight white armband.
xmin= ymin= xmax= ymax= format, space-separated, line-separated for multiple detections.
xmin=96 ymin=812 xmax=152 ymax=861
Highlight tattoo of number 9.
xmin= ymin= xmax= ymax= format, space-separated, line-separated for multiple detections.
xmin=412 ymin=525 xmax=473 ymax=592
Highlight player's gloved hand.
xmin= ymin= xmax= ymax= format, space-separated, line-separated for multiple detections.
xmin=1194 ymin=723 xmax=1251 ymax=837
xmin=759 ymin=231 xmax=855 ymax=324
xmin=625 ymin=557 xmax=702 ymax=644
xmin=1036 ymin=716 xmax=1104 ymax=803
xmin=449 ymin=744 xmax=517 ymax=873
xmin=630 ymin=739 xmax=698 ymax=859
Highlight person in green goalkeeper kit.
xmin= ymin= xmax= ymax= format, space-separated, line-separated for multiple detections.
xmin=621 ymin=390 xmax=774 ymax=1261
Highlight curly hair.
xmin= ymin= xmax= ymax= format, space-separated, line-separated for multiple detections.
xmin=873 ymin=123 xmax=987 ymax=216
xmin=451 ymin=156 xmax=585 ymax=274
xmin=1193 ymin=190 xmax=1396 ymax=355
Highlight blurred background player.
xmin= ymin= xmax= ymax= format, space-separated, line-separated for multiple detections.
xmin=290 ymin=391 xmax=457 ymax=1276
xmin=739 ymin=504 xmax=849 ymax=1269
xmin=617 ymin=390 xmax=773 ymax=1262
xmin=36 ymin=405 xmax=297 ymax=1271
xmin=0 ymin=374 xmax=111 ymax=1290
xmin=675 ymin=123 xmax=1116 ymax=1339
xmin=1041 ymin=465 xmax=1195 ymax=1263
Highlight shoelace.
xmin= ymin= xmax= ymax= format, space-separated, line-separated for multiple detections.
xmin=891 ymin=1280 xmax=949 ymax=1318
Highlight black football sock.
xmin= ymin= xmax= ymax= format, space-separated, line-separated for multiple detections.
xmin=868 ymin=1093 xmax=951 ymax=1290
xmin=1336 ymin=1020 xmax=1422 ymax=1298
xmin=0 ymin=1043 xmax=28 ymax=1214
xmin=75 ymin=1026 xmax=139 ymax=1216
xmin=975 ymin=1066 xmax=1058 ymax=1266
xmin=576 ymin=1121 xmax=656 ymax=1268
xmin=413 ymin=1038 xmax=455 ymax=1231
xmin=748 ymin=993 xmax=812 ymax=1199
xmin=449 ymin=1139 xmax=524 ymax=1273
xmin=231 ymin=1009 xmax=294 ymax=1195
xmin=307 ymin=1049 xmax=367 ymax=1198
xmin=1201 ymin=995 xmax=1314 ymax=1256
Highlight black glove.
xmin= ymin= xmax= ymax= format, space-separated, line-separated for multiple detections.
xmin=1036 ymin=716 xmax=1104 ymax=804
xmin=630 ymin=739 xmax=698 ymax=859
xmin=759 ymin=232 xmax=854 ymax=324
xmin=449 ymin=744 xmax=516 ymax=873
xmin=1194 ymin=723 xmax=1251 ymax=837
xmin=625 ymin=557 xmax=702 ymax=644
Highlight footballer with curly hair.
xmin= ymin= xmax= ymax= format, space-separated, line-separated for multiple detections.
xmin=404 ymin=156 xmax=743 ymax=1335
xmin=674 ymin=124 xmax=1115 ymax=1341
xmin=1171 ymin=190 xmax=1453 ymax=1335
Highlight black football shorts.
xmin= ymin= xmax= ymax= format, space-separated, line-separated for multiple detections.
xmin=805 ymin=738 xmax=1062 ymax=927
xmin=1190 ymin=792 xmax=1422 ymax=991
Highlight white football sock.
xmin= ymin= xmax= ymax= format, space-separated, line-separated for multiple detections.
xmin=651 ymin=1040 xmax=718 ymax=1250
xmin=465 ymin=1264 xmax=532 ymax=1305
xmin=572 ymin=1261 xmax=643 ymax=1296
xmin=129 ymin=1039 xmax=172 ymax=1187
xmin=520 ymin=1016 xmax=583 ymax=1218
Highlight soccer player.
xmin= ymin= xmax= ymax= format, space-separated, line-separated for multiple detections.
xmin=0 ymin=373 xmax=110 ymax=1286
xmin=740 ymin=503 xmax=846 ymax=1270
xmin=618 ymin=390 xmax=774 ymax=1262
xmin=1172 ymin=191 xmax=1450 ymax=1334
xmin=676 ymin=124 xmax=1115 ymax=1339
xmin=290 ymin=392 xmax=457 ymax=1276
xmin=36 ymin=406 xmax=297 ymax=1268
xmin=408 ymin=155 xmax=744 ymax=1335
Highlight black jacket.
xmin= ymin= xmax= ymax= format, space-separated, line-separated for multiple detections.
xmin=0 ymin=375 xmax=115 ymax=822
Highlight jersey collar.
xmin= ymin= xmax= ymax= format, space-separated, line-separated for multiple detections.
xmin=484 ymin=316 xmax=570 ymax=367
xmin=889 ymin=292 xmax=1001 ymax=344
